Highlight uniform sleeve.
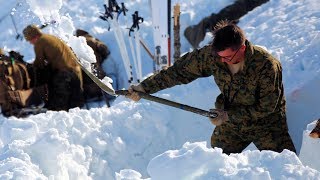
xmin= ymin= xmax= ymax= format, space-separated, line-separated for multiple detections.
xmin=228 ymin=61 xmax=284 ymax=122
xmin=97 ymin=42 xmax=110 ymax=61
xmin=33 ymin=43 xmax=47 ymax=69
xmin=141 ymin=46 xmax=215 ymax=94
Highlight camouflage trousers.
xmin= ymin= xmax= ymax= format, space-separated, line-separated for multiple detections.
xmin=46 ymin=70 xmax=84 ymax=111
xmin=211 ymin=115 xmax=296 ymax=155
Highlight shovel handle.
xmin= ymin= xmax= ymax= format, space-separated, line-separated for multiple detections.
xmin=116 ymin=90 xmax=218 ymax=118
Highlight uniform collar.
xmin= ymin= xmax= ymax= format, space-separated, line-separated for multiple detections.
xmin=241 ymin=40 xmax=255 ymax=73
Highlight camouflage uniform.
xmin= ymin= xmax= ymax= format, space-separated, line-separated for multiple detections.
xmin=33 ymin=33 xmax=84 ymax=110
xmin=140 ymin=40 xmax=296 ymax=154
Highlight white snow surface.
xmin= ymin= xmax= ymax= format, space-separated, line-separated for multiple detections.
xmin=0 ymin=0 xmax=319 ymax=179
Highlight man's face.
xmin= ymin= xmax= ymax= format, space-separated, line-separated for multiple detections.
xmin=216 ymin=45 xmax=245 ymax=65
xmin=29 ymin=37 xmax=38 ymax=45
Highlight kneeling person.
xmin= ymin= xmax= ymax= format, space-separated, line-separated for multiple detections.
xmin=23 ymin=25 xmax=84 ymax=111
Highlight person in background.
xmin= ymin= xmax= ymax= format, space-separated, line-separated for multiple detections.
xmin=126 ymin=20 xmax=296 ymax=155
xmin=23 ymin=24 xmax=84 ymax=111
xmin=309 ymin=119 xmax=320 ymax=138
xmin=184 ymin=0 xmax=269 ymax=48
xmin=75 ymin=29 xmax=111 ymax=102
xmin=75 ymin=29 xmax=110 ymax=79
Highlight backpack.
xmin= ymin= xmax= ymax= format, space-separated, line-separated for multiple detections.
xmin=0 ymin=55 xmax=45 ymax=117
xmin=0 ymin=55 xmax=30 ymax=91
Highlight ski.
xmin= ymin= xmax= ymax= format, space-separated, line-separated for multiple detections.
xmin=100 ymin=1 xmax=134 ymax=84
xmin=150 ymin=0 xmax=171 ymax=72
xmin=11 ymin=104 xmax=47 ymax=118
xmin=129 ymin=11 xmax=144 ymax=82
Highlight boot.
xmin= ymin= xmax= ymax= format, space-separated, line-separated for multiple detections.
xmin=184 ymin=14 xmax=217 ymax=49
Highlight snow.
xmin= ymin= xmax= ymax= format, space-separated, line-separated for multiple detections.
xmin=0 ymin=0 xmax=319 ymax=179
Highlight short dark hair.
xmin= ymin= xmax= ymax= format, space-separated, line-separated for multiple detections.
xmin=23 ymin=24 xmax=42 ymax=41
xmin=75 ymin=29 xmax=89 ymax=37
xmin=211 ymin=20 xmax=246 ymax=52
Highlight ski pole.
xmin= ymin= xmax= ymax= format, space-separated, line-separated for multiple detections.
xmin=173 ymin=3 xmax=181 ymax=61
xmin=139 ymin=39 xmax=154 ymax=60
xmin=101 ymin=1 xmax=134 ymax=84
xmin=39 ymin=20 xmax=57 ymax=29
xmin=115 ymin=90 xmax=218 ymax=118
xmin=10 ymin=14 xmax=22 ymax=40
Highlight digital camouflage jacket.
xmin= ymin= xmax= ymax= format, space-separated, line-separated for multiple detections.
xmin=141 ymin=40 xmax=288 ymax=129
